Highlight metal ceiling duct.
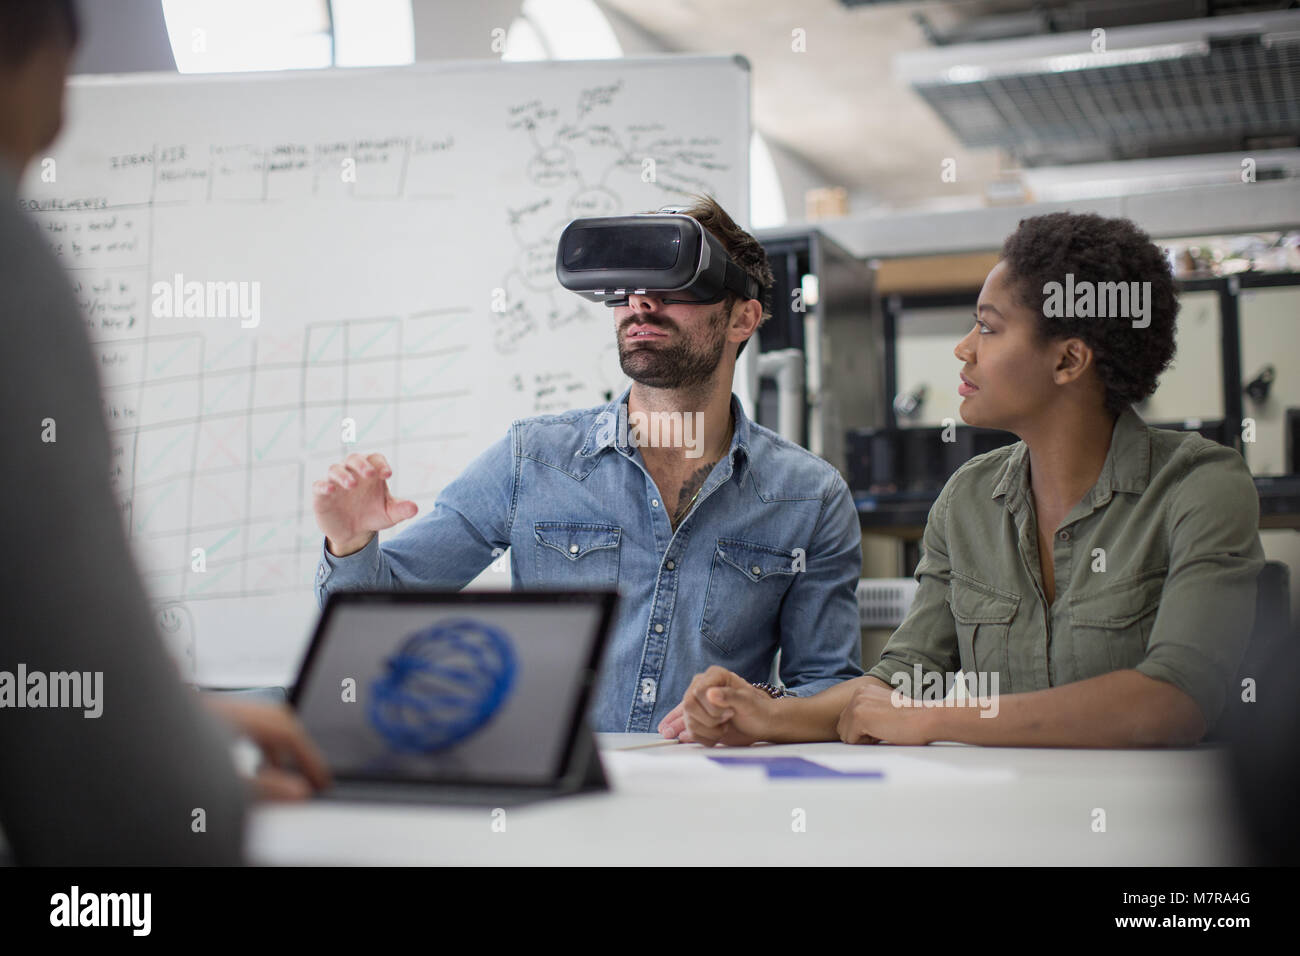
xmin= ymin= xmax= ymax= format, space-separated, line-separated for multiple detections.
xmin=895 ymin=10 xmax=1300 ymax=166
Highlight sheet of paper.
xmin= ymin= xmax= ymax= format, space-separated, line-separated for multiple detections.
xmin=600 ymin=745 xmax=1016 ymax=791
xmin=600 ymin=749 xmax=769 ymax=791
xmin=810 ymin=750 xmax=1015 ymax=783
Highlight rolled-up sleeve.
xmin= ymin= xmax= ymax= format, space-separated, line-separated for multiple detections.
xmin=1134 ymin=444 xmax=1265 ymax=727
xmin=777 ymin=473 xmax=864 ymax=695
xmin=866 ymin=478 xmax=962 ymax=690
xmin=315 ymin=427 xmax=519 ymax=606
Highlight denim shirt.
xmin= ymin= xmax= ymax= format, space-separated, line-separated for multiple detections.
xmin=316 ymin=387 xmax=864 ymax=731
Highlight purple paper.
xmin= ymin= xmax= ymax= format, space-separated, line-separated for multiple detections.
xmin=707 ymin=756 xmax=884 ymax=779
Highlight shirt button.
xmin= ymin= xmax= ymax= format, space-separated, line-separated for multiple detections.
xmin=1058 ymin=531 xmax=1070 ymax=542
xmin=751 ymin=565 xmax=762 ymax=575
xmin=654 ymin=623 xmax=664 ymax=633
xmin=651 ymin=499 xmax=660 ymax=508
xmin=569 ymin=543 xmax=579 ymax=554
xmin=665 ymin=560 xmax=675 ymax=570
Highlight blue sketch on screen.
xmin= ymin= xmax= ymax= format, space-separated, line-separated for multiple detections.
xmin=369 ymin=618 xmax=517 ymax=752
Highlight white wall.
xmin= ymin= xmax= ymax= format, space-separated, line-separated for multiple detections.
xmin=410 ymin=0 xmax=523 ymax=60
xmin=765 ymin=138 xmax=834 ymax=225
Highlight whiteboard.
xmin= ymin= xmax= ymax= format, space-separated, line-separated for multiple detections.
xmin=21 ymin=57 xmax=750 ymax=685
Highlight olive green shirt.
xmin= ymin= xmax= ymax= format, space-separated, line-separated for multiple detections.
xmin=867 ymin=407 xmax=1265 ymax=728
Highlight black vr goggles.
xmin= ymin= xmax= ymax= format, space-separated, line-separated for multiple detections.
xmin=555 ymin=213 xmax=763 ymax=307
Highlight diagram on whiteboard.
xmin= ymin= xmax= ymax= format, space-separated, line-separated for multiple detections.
xmin=495 ymin=79 xmax=728 ymax=361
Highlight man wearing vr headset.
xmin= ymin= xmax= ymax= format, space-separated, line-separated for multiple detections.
xmin=312 ymin=196 xmax=863 ymax=734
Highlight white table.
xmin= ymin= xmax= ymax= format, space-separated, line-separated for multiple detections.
xmin=248 ymin=734 xmax=1247 ymax=865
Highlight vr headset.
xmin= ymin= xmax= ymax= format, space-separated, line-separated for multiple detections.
xmin=555 ymin=213 xmax=762 ymax=307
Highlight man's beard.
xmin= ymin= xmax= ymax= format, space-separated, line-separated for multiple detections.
xmin=617 ymin=304 xmax=728 ymax=389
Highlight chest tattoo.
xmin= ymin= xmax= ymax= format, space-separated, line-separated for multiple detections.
xmin=671 ymin=459 xmax=717 ymax=529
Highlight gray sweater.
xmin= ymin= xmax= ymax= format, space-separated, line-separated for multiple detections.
xmin=0 ymin=161 xmax=246 ymax=864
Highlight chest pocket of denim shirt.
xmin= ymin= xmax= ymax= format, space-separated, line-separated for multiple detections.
xmin=534 ymin=522 xmax=621 ymax=588
xmin=949 ymin=574 xmax=1020 ymax=691
xmin=699 ymin=537 xmax=799 ymax=654
xmin=1067 ymin=567 xmax=1166 ymax=678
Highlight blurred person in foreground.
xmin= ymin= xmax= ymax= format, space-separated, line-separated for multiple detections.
xmin=0 ymin=0 xmax=327 ymax=865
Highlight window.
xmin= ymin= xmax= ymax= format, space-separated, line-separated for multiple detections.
xmin=162 ymin=0 xmax=414 ymax=73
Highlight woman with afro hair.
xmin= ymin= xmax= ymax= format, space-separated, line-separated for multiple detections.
xmin=664 ymin=212 xmax=1266 ymax=748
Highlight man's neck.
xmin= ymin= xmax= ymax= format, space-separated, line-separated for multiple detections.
xmin=628 ymin=377 xmax=734 ymax=471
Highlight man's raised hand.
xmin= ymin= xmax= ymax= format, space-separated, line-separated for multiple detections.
xmin=311 ymin=452 xmax=417 ymax=556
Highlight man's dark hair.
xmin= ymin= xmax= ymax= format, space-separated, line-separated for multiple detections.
xmin=0 ymin=0 xmax=80 ymax=69
xmin=999 ymin=212 xmax=1178 ymax=415
xmin=676 ymin=194 xmax=774 ymax=358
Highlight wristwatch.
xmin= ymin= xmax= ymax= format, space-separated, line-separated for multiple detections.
xmin=751 ymin=681 xmax=789 ymax=699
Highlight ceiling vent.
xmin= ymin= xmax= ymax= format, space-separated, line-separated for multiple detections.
xmin=895 ymin=10 xmax=1300 ymax=165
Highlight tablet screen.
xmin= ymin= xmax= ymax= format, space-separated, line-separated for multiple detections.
xmin=293 ymin=597 xmax=605 ymax=785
